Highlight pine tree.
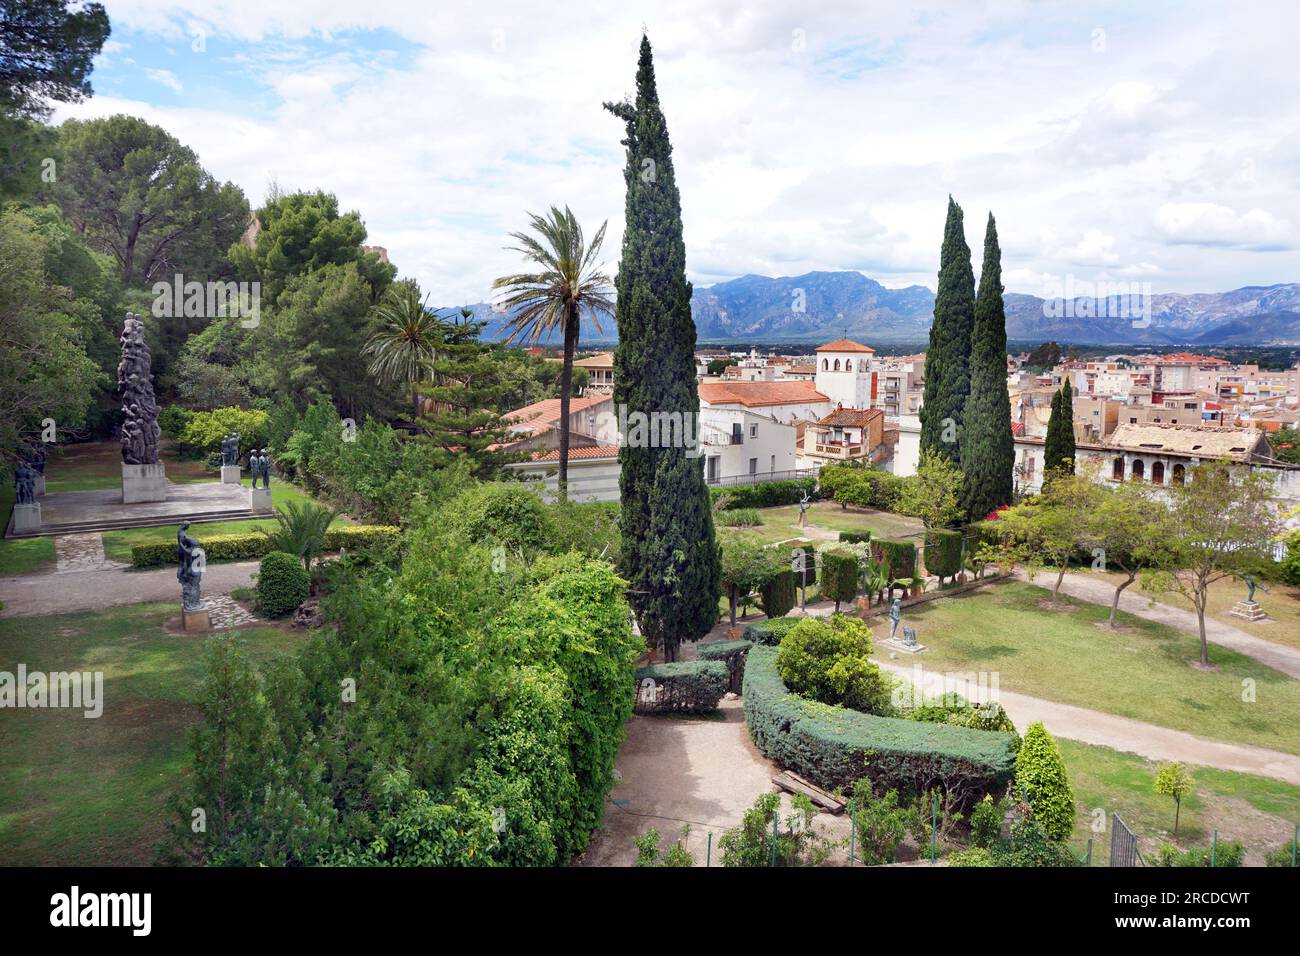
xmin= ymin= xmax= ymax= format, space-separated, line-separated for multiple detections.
xmin=605 ymin=36 xmax=721 ymax=661
xmin=1043 ymin=380 xmax=1076 ymax=482
xmin=920 ymin=196 xmax=976 ymax=463
xmin=961 ymin=213 xmax=1014 ymax=520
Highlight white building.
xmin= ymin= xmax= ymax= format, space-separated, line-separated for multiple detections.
xmin=813 ymin=338 xmax=877 ymax=409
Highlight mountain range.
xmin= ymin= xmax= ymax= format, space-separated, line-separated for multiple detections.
xmin=468 ymin=271 xmax=1300 ymax=346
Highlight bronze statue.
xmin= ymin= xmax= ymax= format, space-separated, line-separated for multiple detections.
xmin=177 ymin=522 xmax=204 ymax=611
xmin=117 ymin=314 xmax=161 ymax=465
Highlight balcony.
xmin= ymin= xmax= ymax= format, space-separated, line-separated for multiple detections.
xmin=809 ymin=440 xmax=867 ymax=460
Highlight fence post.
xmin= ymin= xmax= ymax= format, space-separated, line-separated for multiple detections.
xmin=1085 ymin=837 xmax=1093 ymax=866
xmin=706 ymin=832 xmax=712 ymax=868
xmin=1292 ymin=824 xmax=1297 ymax=867
xmin=931 ymin=792 xmax=938 ymax=864
xmin=1211 ymin=830 xmax=1218 ymax=867
xmin=848 ymin=798 xmax=856 ymax=866
xmin=770 ymin=812 xmax=778 ymax=867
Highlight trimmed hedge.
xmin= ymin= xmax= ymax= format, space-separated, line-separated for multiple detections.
xmin=257 ymin=550 xmax=310 ymax=617
xmin=743 ymin=646 xmax=1017 ymax=801
xmin=924 ymin=529 xmax=963 ymax=581
xmin=634 ymin=661 xmax=728 ymax=714
xmin=711 ymin=477 xmax=818 ymax=510
xmin=697 ymin=639 xmax=753 ymax=693
xmin=795 ymin=543 xmax=817 ymax=586
xmin=130 ymin=524 xmax=400 ymax=568
xmin=838 ymin=530 xmax=872 ymax=544
xmin=759 ymin=569 xmax=797 ymax=618
xmin=873 ymin=538 xmax=917 ymax=583
xmin=742 ymin=616 xmax=802 ymax=646
xmin=820 ymin=549 xmax=859 ymax=610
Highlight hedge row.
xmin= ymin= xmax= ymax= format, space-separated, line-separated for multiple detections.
xmin=760 ymin=569 xmax=797 ymax=618
xmin=923 ymin=529 xmax=963 ymax=580
xmin=130 ymin=524 xmax=401 ymax=568
xmin=820 ymin=549 xmax=859 ymax=609
xmin=742 ymin=646 xmax=1017 ymax=800
xmin=697 ymin=639 xmax=753 ymax=693
xmin=741 ymin=616 xmax=802 ymax=646
xmin=873 ymin=538 xmax=917 ymax=581
xmin=634 ymin=661 xmax=728 ymax=714
xmin=838 ymin=530 xmax=871 ymax=544
xmin=711 ymin=477 xmax=818 ymax=510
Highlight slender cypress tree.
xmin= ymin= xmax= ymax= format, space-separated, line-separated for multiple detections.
xmin=1043 ymin=380 xmax=1077 ymax=481
xmin=920 ymin=196 xmax=976 ymax=463
xmin=962 ymin=213 xmax=1015 ymax=520
xmin=605 ymin=36 xmax=721 ymax=661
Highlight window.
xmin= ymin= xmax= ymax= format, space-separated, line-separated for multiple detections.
xmin=1112 ymin=457 xmax=1124 ymax=480
xmin=1129 ymin=417 xmax=1137 ymax=424
xmin=749 ymin=458 xmax=758 ymax=475
xmin=770 ymin=455 xmax=776 ymax=472
xmin=1151 ymin=461 xmax=1164 ymax=484
xmin=707 ymin=456 xmax=719 ymax=481
xmin=731 ymin=422 xmax=743 ymax=444
xmin=1131 ymin=459 xmax=1145 ymax=481
xmin=845 ymin=359 xmax=852 ymax=371
xmin=822 ymin=359 xmax=828 ymax=370
xmin=750 ymin=423 xmax=758 ymax=438
xmin=834 ymin=359 xmax=841 ymax=371
xmin=1172 ymin=463 xmax=1185 ymax=485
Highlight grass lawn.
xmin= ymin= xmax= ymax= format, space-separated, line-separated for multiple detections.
xmin=1061 ymin=738 xmax=1300 ymax=866
xmin=731 ymin=501 xmax=924 ymax=547
xmin=41 ymin=440 xmax=209 ymax=494
xmin=900 ymin=580 xmax=1300 ymax=755
xmin=0 ymin=603 xmax=301 ymax=865
xmin=0 ymin=483 xmax=55 ymax=576
xmin=101 ymin=481 xmax=347 ymax=565
xmin=1083 ymin=568 xmax=1300 ymax=653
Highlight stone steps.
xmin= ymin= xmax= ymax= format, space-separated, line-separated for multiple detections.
xmin=5 ymin=507 xmax=260 ymax=539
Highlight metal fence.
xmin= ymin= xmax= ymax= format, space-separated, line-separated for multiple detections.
xmin=706 ymin=468 xmax=818 ymax=488
xmin=1110 ymin=812 xmax=1144 ymax=867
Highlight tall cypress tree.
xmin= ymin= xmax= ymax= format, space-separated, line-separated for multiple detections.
xmin=605 ymin=36 xmax=721 ymax=661
xmin=920 ymin=196 xmax=976 ymax=463
xmin=962 ymin=213 xmax=1015 ymax=520
xmin=1043 ymin=380 xmax=1077 ymax=481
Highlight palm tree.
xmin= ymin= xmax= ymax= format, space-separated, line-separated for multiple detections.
xmin=262 ymin=500 xmax=338 ymax=574
xmin=492 ymin=206 xmax=615 ymax=501
xmin=363 ymin=282 xmax=446 ymax=423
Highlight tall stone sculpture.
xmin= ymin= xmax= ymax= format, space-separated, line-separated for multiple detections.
xmin=117 ymin=313 xmax=167 ymax=502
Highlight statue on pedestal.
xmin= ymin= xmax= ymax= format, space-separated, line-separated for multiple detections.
xmin=30 ymin=446 xmax=46 ymax=476
xmin=221 ymin=433 xmax=241 ymax=467
xmin=177 ymin=522 xmax=204 ymax=611
xmin=888 ymin=597 xmax=902 ymax=641
xmin=251 ymin=449 xmax=272 ymax=489
xmin=14 ymin=462 xmax=36 ymax=505
xmin=798 ymin=488 xmax=810 ymax=527
xmin=117 ymin=314 xmax=161 ymax=465
xmin=1244 ymin=575 xmax=1268 ymax=605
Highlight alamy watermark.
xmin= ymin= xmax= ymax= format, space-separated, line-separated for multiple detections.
xmin=152 ymin=274 xmax=261 ymax=328
xmin=1040 ymin=275 xmax=1152 ymax=328
xmin=591 ymin=405 xmax=702 ymax=458
xmin=0 ymin=665 xmax=103 ymax=718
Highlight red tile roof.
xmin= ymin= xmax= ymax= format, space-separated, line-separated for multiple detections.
xmin=816 ymin=407 xmax=883 ymax=428
xmin=814 ymin=338 xmax=876 ymax=353
xmin=529 ymin=444 xmax=619 ymax=462
xmin=506 ymin=393 xmax=610 ymax=435
xmin=699 ymin=381 xmax=829 ymax=408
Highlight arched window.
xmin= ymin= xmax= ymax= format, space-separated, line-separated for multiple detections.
xmin=1131 ymin=459 xmax=1145 ymax=481
xmin=1112 ymin=457 xmax=1124 ymax=480
xmin=1172 ymin=463 xmax=1185 ymax=485
xmin=834 ymin=359 xmax=841 ymax=371
xmin=822 ymin=359 xmax=828 ymax=370
xmin=845 ymin=359 xmax=852 ymax=371
xmin=1151 ymin=461 xmax=1165 ymax=485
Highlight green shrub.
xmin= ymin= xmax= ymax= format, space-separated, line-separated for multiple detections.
xmin=1265 ymin=839 xmax=1298 ymax=867
xmin=969 ymin=795 xmax=1004 ymax=848
xmin=718 ymin=792 xmax=833 ymax=867
xmin=742 ymin=616 xmax=801 ymax=646
xmin=180 ymin=406 xmax=269 ymax=459
xmin=159 ymin=404 xmax=194 ymax=441
xmin=634 ymin=661 xmax=728 ymax=714
xmin=923 ymin=528 xmax=963 ymax=581
xmin=838 ymin=530 xmax=872 ymax=544
xmin=450 ymin=483 xmax=553 ymax=554
xmin=744 ymin=646 xmax=1017 ymax=800
xmin=717 ymin=507 xmax=763 ymax=527
xmin=1014 ymin=722 xmax=1075 ymax=842
xmin=263 ymin=500 xmax=338 ymax=572
xmin=634 ymin=827 xmax=695 ymax=867
xmin=850 ymin=779 xmax=911 ymax=865
xmin=711 ymin=477 xmax=818 ymax=510
xmin=697 ymin=639 xmax=752 ymax=693
xmin=820 ymin=549 xmax=859 ymax=611
xmin=990 ymin=815 xmax=1081 ymax=867
xmin=1279 ymin=531 xmax=1300 ymax=587
xmin=775 ymin=616 xmax=892 ymax=714
xmin=759 ymin=568 xmax=796 ymax=618
xmin=130 ymin=525 xmax=400 ymax=568
xmin=1157 ymin=841 xmax=1245 ymax=868
xmin=947 ymin=846 xmax=995 ymax=867
xmin=257 ymin=551 xmax=311 ymax=617
xmin=874 ymin=538 xmax=917 ymax=584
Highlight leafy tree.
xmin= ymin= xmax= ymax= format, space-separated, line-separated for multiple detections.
xmin=707 ymin=357 xmax=736 ymax=376
xmin=1144 ymin=459 xmax=1284 ymax=666
xmin=920 ymin=196 xmax=975 ymax=463
xmin=1088 ymin=479 xmax=1165 ymax=627
xmin=362 ymin=280 xmax=445 ymax=423
xmin=605 ymin=35 xmax=720 ymax=660
xmin=493 ymin=206 xmax=615 ymax=501
xmin=994 ymin=472 xmax=1100 ymax=603
xmin=634 ymin=826 xmax=694 ymax=867
xmin=56 ymin=115 xmax=249 ymax=286
xmin=897 ymin=449 xmax=965 ymax=528
xmin=1271 ymin=426 xmax=1300 ymax=465
xmin=0 ymin=0 xmax=109 ymax=119
xmin=718 ymin=532 xmax=783 ymax=626
xmin=850 ymin=780 xmax=912 ymax=865
xmin=1042 ymin=380 xmax=1076 ymax=480
xmin=1014 ymin=721 xmax=1075 ymax=842
xmin=961 ymin=213 xmax=1014 ymax=521
xmin=1153 ymin=762 xmax=1194 ymax=836
xmin=1024 ymin=341 xmax=1061 ymax=373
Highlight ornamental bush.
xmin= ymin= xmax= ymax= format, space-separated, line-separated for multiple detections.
xmin=759 ymin=569 xmax=797 ymax=618
xmin=838 ymin=530 xmax=872 ymax=544
xmin=874 ymin=538 xmax=917 ymax=584
xmin=130 ymin=525 xmax=400 ymax=568
xmin=820 ymin=549 xmax=859 ymax=611
xmin=969 ymin=795 xmax=1004 ymax=849
xmin=744 ymin=646 xmax=1017 ymax=800
xmin=634 ymin=661 xmax=728 ymax=713
xmin=257 ymin=550 xmax=311 ymax=617
xmin=450 ymin=483 xmax=552 ymax=554
xmin=742 ymin=616 xmax=802 ymax=646
xmin=717 ymin=507 xmax=763 ymax=527
xmin=1014 ymin=722 xmax=1075 ymax=842
xmin=850 ymin=779 xmax=912 ymax=865
xmin=923 ymin=528 xmax=963 ymax=582
xmin=697 ymin=639 xmax=752 ymax=693
xmin=775 ymin=616 xmax=892 ymax=714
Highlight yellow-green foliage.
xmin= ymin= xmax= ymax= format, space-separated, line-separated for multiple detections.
xmin=1014 ymin=721 xmax=1075 ymax=842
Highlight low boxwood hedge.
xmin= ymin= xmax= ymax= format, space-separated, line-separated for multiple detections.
xmin=634 ymin=661 xmax=728 ymax=714
xmin=742 ymin=646 xmax=1016 ymax=801
xmin=130 ymin=524 xmax=400 ymax=568
xmin=697 ymin=639 xmax=753 ymax=693
xmin=838 ymin=530 xmax=872 ymax=544
xmin=741 ymin=616 xmax=802 ymax=646
xmin=710 ymin=477 xmax=818 ymax=510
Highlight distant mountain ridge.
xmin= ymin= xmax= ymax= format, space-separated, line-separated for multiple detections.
xmin=466 ymin=272 xmax=1300 ymax=346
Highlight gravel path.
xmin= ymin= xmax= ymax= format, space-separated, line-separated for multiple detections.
xmin=0 ymin=560 xmax=259 ymax=618
xmin=1016 ymin=569 xmax=1300 ymax=680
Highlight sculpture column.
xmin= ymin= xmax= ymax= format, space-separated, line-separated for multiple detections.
xmin=117 ymin=312 xmax=167 ymax=503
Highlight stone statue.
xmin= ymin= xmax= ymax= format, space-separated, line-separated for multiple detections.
xmin=902 ymin=625 xmax=918 ymax=648
xmin=176 ymin=522 xmax=204 ymax=611
xmin=14 ymin=462 xmax=36 ymax=505
xmin=798 ymin=488 xmax=810 ymax=527
xmin=1244 ymin=575 xmax=1269 ymax=604
xmin=220 ymin=434 xmax=234 ymax=467
xmin=889 ymin=597 xmax=902 ymax=641
xmin=30 ymin=446 xmax=46 ymax=476
xmin=251 ymin=449 xmax=272 ymax=489
xmin=117 ymin=313 xmax=161 ymax=465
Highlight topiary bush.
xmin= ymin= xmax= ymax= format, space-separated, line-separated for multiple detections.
xmin=634 ymin=661 xmax=728 ymax=714
xmin=697 ymin=639 xmax=752 ymax=693
xmin=759 ymin=568 xmax=796 ymax=618
xmin=923 ymin=528 xmax=963 ymax=583
xmin=838 ymin=530 xmax=871 ymax=544
xmin=1014 ymin=722 xmax=1075 ymax=842
xmin=257 ymin=550 xmax=311 ymax=617
xmin=774 ymin=615 xmax=892 ymax=714
xmin=820 ymin=549 xmax=859 ymax=611
xmin=742 ymin=616 xmax=802 ymax=646
xmin=874 ymin=538 xmax=917 ymax=590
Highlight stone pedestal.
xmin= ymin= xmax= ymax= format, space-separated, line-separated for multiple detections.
xmin=1229 ymin=601 xmax=1267 ymax=622
xmin=34 ymin=475 xmax=46 ymax=496
xmin=182 ymin=606 xmax=211 ymax=632
xmin=12 ymin=502 xmax=41 ymax=532
xmin=249 ymin=486 xmax=273 ymax=513
xmin=221 ymin=465 xmax=241 ymax=484
xmin=883 ymin=637 xmax=927 ymax=654
xmin=122 ymin=462 xmax=166 ymax=503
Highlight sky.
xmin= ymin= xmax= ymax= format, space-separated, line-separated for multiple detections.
xmin=52 ymin=0 xmax=1300 ymax=305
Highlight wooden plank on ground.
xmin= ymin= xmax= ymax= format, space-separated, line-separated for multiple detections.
xmin=771 ymin=772 xmax=845 ymax=814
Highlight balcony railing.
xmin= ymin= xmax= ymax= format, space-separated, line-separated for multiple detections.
xmin=706 ymin=468 xmax=818 ymax=488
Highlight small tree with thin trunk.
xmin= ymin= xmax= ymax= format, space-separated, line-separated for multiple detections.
xmin=1153 ymin=762 xmax=1194 ymax=836
xmin=1088 ymin=478 xmax=1166 ymax=628
xmin=719 ymin=532 xmax=784 ymax=627
xmin=993 ymin=472 xmax=1100 ymax=605
xmin=1144 ymin=458 xmax=1282 ymax=666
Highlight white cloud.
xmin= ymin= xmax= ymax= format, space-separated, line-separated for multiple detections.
xmin=143 ymin=68 xmax=183 ymax=93
xmin=1154 ymin=202 xmax=1294 ymax=250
